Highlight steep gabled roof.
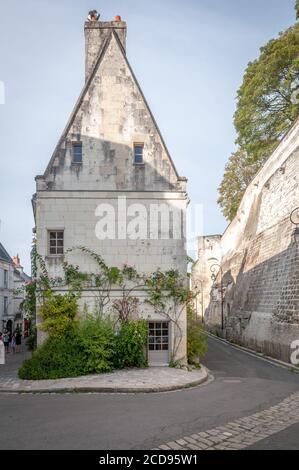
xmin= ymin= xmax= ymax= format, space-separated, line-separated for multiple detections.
xmin=0 ymin=242 xmax=12 ymax=263
xmin=44 ymin=29 xmax=180 ymax=180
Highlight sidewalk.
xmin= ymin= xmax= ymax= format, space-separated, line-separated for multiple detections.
xmin=0 ymin=344 xmax=31 ymax=379
xmin=0 ymin=349 xmax=208 ymax=393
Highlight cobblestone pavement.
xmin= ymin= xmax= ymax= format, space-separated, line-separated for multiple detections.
xmin=155 ymin=391 xmax=299 ymax=450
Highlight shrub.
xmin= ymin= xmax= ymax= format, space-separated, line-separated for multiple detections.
xmin=18 ymin=333 xmax=87 ymax=380
xmin=114 ymin=320 xmax=148 ymax=369
xmin=187 ymin=306 xmax=207 ymax=366
xmin=19 ymin=305 xmax=148 ymax=379
xmin=39 ymin=292 xmax=78 ymax=339
xmin=78 ymin=314 xmax=116 ymax=373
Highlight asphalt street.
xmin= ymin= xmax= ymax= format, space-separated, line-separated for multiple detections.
xmin=1 ymin=337 xmax=299 ymax=450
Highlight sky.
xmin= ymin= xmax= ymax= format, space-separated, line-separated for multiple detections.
xmin=0 ymin=0 xmax=296 ymax=273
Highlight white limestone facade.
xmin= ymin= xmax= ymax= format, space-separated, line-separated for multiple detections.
xmin=33 ymin=16 xmax=188 ymax=365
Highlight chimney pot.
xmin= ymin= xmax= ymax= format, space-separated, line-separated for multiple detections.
xmin=12 ymin=254 xmax=21 ymax=268
xmin=115 ymin=15 xmax=121 ymax=21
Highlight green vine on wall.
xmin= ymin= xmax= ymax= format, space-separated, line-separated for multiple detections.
xmin=23 ymin=246 xmax=200 ymax=362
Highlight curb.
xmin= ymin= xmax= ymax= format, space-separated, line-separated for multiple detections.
xmin=208 ymin=333 xmax=299 ymax=373
xmin=0 ymin=366 xmax=209 ymax=394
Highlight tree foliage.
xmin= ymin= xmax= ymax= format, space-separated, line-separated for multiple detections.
xmin=217 ymin=150 xmax=261 ymax=221
xmin=218 ymin=15 xmax=299 ymax=221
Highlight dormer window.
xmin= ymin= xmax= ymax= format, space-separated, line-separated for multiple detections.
xmin=72 ymin=142 xmax=82 ymax=163
xmin=134 ymin=143 xmax=144 ymax=164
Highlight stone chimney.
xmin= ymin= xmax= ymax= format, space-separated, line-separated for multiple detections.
xmin=12 ymin=254 xmax=21 ymax=267
xmin=84 ymin=12 xmax=127 ymax=81
xmin=12 ymin=254 xmax=24 ymax=273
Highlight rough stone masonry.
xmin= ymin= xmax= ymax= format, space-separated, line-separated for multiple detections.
xmin=192 ymin=118 xmax=299 ymax=363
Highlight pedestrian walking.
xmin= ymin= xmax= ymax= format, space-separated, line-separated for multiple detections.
xmin=15 ymin=330 xmax=22 ymax=353
xmin=3 ymin=331 xmax=10 ymax=353
xmin=11 ymin=333 xmax=16 ymax=354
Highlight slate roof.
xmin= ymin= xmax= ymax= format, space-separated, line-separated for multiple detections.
xmin=0 ymin=242 xmax=12 ymax=263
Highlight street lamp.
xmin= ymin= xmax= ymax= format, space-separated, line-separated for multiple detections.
xmin=290 ymin=207 xmax=299 ymax=245
xmin=194 ymin=280 xmax=204 ymax=323
xmin=210 ymin=263 xmax=224 ymax=330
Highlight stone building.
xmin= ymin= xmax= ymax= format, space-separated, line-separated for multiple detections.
xmin=0 ymin=243 xmax=14 ymax=333
xmin=0 ymin=245 xmax=30 ymax=334
xmin=191 ymin=235 xmax=221 ymax=322
xmin=192 ymin=118 xmax=299 ymax=363
xmin=33 ymin=13 xmax=188 ymax=365
xmin=12 ymin=255 xmax=31 ymax=334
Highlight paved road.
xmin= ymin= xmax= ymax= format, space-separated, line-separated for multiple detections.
xmin=0 ymin=337 xmax=299 ymax=450
xmin=247 ymin=422 xmax=299 ymax=450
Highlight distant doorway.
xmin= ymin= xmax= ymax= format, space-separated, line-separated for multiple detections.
xmin=148 ymin=321 xmax=169 ymax=366
xmin=6 ymin=319 xmax=13 ymax=334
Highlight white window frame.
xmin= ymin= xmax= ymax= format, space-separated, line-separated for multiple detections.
xmin=48 ymin=230 xmax=64 ymax=256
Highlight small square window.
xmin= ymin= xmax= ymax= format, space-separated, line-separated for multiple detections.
xmin=72 ymin=142 xmax=82 ymax=163
xmin=134 ymin=144 xmax=144 ymax=164
xmin=48 ymin=231 xmax=64 ymax=255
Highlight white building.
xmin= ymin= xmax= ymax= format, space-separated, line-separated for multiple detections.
xmin=33 ymin=13 xmax=188 ymax=365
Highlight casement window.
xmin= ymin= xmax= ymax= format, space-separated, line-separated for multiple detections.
xmin=3 ymin=269 xmax=8 ymax=289
xmin=49 ymin=231 xmax=64 ymax=255
xmin=4 ymin=296 xmax=8 ymax=315
xmin=134 ymin=143 xmax=144 ymax=164
xmin=72 ymin=142 xmax=83 ymax=163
